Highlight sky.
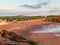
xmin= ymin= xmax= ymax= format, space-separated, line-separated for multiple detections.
xmin=0 ymin=0 xmax=60 ymax=16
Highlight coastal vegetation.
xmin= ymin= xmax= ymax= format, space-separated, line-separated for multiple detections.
xmin=0 ymin=15 xmax=44 ymax=21
xmin=0 ymin=15 xmax=60 ymax=22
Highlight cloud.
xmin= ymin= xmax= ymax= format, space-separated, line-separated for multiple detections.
xmin=49 ymin=8 xmax=60 ymax=12
xmin=0 ymin=10 xmax=20 ymax=16
xmin=21 ymin=1 xmax=50 ymax=9
xmin=21 ymin=5 xmax=41 ymax=9
xmin=50 ymin=10 xmax=60 ymax=12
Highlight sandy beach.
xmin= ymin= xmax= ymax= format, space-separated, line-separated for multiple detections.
xmin=0 ymin=20 xmax=60 ymax=45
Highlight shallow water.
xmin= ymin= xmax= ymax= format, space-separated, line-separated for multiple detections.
xmin=54 ymin=34 xmax=60 ymax=36
xmin=31 ymin=25 xmax=60 ymax=36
